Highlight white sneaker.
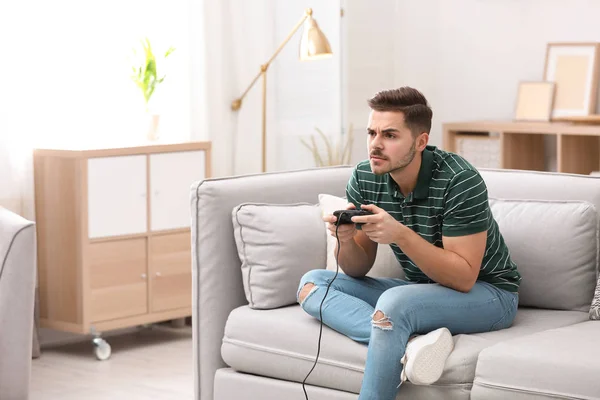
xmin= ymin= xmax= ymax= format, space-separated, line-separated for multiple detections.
xmin=400 ymin=327 xmax=454 ymax=385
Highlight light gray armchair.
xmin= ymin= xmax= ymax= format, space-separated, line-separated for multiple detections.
xmin=0 ymin=207 xmax=37 ymax=400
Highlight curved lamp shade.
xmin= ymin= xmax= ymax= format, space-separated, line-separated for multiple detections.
xmin=299 ymin=16 xmax=332 ymax=61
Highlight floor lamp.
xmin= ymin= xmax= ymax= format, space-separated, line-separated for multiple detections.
xmin=231 ymin=8 xmax=333 ymax=172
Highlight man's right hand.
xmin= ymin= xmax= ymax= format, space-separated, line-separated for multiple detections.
xmin=323 ymin=203 xmax=358 ymax=244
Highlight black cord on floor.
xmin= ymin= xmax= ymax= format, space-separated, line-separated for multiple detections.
xmin=302 ymin=216 xmax=343 ymax=400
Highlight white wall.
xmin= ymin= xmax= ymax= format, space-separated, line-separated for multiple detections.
xmin=341 ymin=0 xmax=398 ymax=163
xmin=392 ymin=0 xmax=600 ymax=148
xmin=215 ymin=0 xmax=600 ymax=174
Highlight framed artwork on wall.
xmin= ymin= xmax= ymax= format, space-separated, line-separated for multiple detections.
xmin=514 ymin=81 xmax=555 ymax=121
xmin=544 ymin=42 xmax=600 ymax=118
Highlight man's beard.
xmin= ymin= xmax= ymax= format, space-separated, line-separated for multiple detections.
xmin=372 ymin=139 xmax=417 ymax=175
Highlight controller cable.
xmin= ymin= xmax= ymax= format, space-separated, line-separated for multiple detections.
xmin=301 ymin=212 xmax=345 ymax=400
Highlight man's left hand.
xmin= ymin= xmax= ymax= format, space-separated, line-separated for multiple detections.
xmin=351 ymin=204 xmax=405 ymax=245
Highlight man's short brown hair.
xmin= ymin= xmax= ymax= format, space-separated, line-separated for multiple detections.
xmin=367 ymin=87 xmax=433 ymax=137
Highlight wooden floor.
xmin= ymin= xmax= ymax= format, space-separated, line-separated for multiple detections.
xmin=30 ymin=324 xmax=193 ymax=400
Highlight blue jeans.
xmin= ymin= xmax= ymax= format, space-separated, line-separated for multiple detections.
xmin=297 ymin=269 xmax=519 ymax=400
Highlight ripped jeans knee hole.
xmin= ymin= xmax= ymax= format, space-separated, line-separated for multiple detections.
xmin=371 ymin=310 xmax=393 ymax=330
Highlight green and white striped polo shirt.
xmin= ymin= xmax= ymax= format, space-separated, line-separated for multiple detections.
xmin=346 ymin=145 xmax=521 ymax=293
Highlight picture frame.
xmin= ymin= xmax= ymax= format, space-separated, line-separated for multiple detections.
xmin=544 ymin=42 xmax=600 ymax=118
xmin=514 ymin=81 xmax=555 ymax=122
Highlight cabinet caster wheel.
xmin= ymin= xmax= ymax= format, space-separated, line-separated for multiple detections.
xmin=92 ymin=337 xmax=111 ymax=361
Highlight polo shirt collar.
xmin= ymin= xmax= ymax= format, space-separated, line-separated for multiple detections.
xmin=414 ymin=146 xmax=435 ymax=199
xmin=385 ymin=146 xmax=435 ymax=200
xmin=386 ymin=174 xmax=402 ymax=198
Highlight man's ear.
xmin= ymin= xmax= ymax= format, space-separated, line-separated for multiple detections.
xmin=417 ymin=132 xmax=429 ymax=150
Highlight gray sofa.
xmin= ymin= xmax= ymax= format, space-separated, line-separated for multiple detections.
xmin=191 ymin=166 xmax=600 ymax=400
xmin=0 ymin=207 xmax=37 ymax=400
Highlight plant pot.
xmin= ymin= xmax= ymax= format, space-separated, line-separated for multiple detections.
xmin=147 ymin=113 xmax=160 ymax=142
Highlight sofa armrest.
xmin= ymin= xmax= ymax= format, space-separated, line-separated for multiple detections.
xmin=0 ymin=207 xmax=36 ymax=400
xmin=191 ymin=166 xmax=352 ymax=400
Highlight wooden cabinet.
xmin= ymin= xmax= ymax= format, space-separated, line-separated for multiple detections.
xmin=89 ymin=238 xmax=148 ymax=322
xmin=87 ymin=155 xmax=148 ymax=238
xmin=443 ymin=120 xmax=600 ymax=175
xmin=149 ymin=150 xmax=206 ymax=231
xmin=33 ymin=142 xmax=211 ymax=335
xmin=149 ymin=232 xmax=192 ymax=313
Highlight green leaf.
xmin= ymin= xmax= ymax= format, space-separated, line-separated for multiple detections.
xmin=131 ymin=37 xmax=174 ymax=105
xmin=164 ymin=47 xmax=175 ymax=58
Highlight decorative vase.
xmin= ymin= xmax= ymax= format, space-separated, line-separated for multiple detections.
xmin=147 ymin=113 xmax=160 ymax=142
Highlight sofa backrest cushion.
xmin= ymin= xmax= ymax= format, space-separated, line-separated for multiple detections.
xmin=480 ymin=169 xmax=600 ymax=208
xmin=480 ymin=169 xmax=600 ymax=315
xmin=489 ymin=198 xmax=598 ymax=312
xmin=232 ymin=202 xmax=326 ymax=309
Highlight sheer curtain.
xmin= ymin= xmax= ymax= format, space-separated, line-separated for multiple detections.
xmin=0 ymin=0 xmax=192 ymax=219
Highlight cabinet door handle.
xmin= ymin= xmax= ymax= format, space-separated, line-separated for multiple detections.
xmin=141 ymin=273 xmax=147 ymax=279
xmin=155 ymin=272 xmax=162 ymax=277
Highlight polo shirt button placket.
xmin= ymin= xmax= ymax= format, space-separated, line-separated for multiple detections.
xmin=398 ymin=202 xmax=405 ymax=224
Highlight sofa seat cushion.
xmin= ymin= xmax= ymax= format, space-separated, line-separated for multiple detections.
xmin=472 ymin=321 xmax=600 ymax=400
xmin=222 ymin=305 xmax=366 ymax=394
xmin=441 ymin=308 xmax=590 ymax=385
xmin=221 ymin=305 xmax=589 ymax=394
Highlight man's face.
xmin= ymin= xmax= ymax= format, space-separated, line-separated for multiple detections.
xmin=367 ymin=110 xmax=423 ymax=175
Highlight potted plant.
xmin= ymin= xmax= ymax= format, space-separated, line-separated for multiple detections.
xmin=301 ymin=123 xmax=354 ymax=166
xmin=131 ymin=38 xmax=175 ymax=141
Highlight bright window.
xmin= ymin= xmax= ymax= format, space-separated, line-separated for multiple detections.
xmin=0 ymin=0 xmax=191 ymax=150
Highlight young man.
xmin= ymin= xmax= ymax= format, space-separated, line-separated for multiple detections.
xmin=297 ymin=87 xmax=521 ymax=400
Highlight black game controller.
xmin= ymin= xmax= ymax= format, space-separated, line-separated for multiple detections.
xmin=333 ymin=209 xmax=373 ymax=225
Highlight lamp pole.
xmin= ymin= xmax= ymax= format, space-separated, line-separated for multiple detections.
xmin=261 ymin=65 xmax=267 ymax=173
xmin=230 ymin=8 xmax=330 ymax=173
